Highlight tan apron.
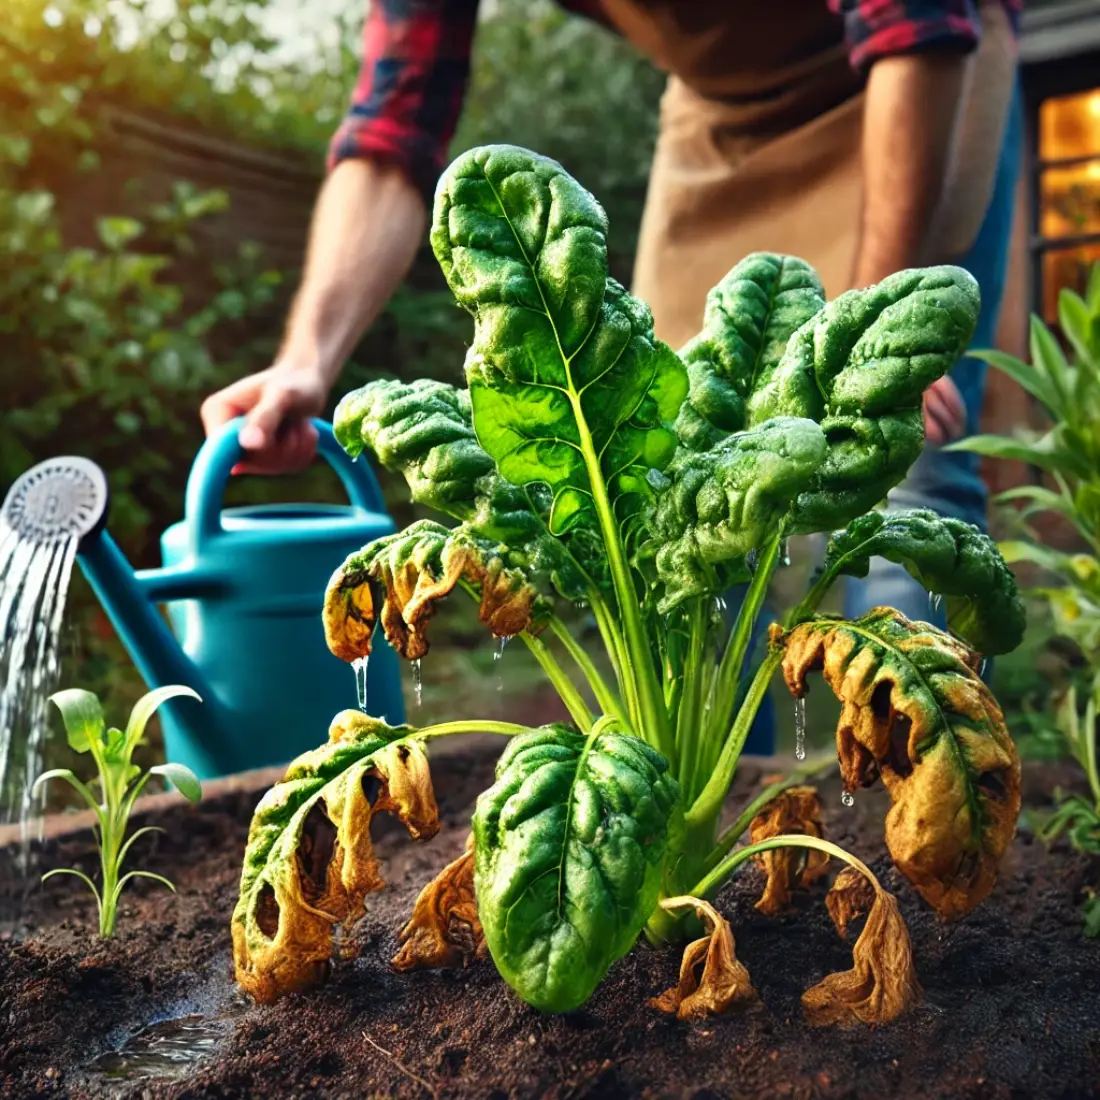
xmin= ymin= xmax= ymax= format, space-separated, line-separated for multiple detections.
xmin=594 ymin=0 xmax=1016 ymax=350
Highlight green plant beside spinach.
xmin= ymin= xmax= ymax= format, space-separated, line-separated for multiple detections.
xmin=952 ymin=264 xmax=1100 ymax=935
xmin=36 ymin=686 xmax=202 ymax=937
xmin=231 ymin=146 xmax=1025 ymax=1023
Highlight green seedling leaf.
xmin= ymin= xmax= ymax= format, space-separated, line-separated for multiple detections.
xmin=125 ymin=685 xmax=202 ymax=756
xmin=472 ymin=725 xmax=681 ymax=1013
xmin=49 ymin=688 xmax=104 ymax=753
xmin=814 ymin=509 xmax=1026 ymax=654
xmin=150 ymin=762 xmax=202 ymax=803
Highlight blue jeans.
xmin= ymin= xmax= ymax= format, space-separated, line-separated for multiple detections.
xmin=737 ymin=81 xmax=1023 ymax=753
xmin=843 ymin=82 xmax=1023 ymax=627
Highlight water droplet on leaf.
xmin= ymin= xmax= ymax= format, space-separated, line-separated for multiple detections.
xmin=780 ymin=538 xmax=791 ymax=568
xmin=841 ymin=789 xmax=855 ymax=807
xmin=411 ymin=658 xmax=423 ymax=707
xmin=794 ymin=695 xmax=807 ymax=761
xmin=352 ymin=655 xmax=369 ymax=711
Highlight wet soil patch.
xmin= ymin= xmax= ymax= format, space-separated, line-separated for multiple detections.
xmin=2 ymin=740 xmax=1099 ymax=1100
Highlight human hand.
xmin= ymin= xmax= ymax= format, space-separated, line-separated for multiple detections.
xmin=922 ymin=376 xmax=966 ymax=445
xmin=200 ymin=363 xmax=328 ymax=475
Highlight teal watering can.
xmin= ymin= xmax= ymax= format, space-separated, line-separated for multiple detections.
xmin=4 ymin=420 xmax=405 ymax=779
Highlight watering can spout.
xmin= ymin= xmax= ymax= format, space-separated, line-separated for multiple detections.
xmin=5 ymin=421 xmax=405 ymax=780
xmin=1 ymin=455 xmax=218 ymax=768
xmin=76 ymin=528 xmax=216 ymax=730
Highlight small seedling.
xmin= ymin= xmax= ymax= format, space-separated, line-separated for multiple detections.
xmin=35 ymin=685 xmax=202 ymax=937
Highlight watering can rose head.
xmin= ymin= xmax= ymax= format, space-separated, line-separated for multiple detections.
xmin=235 ymin=144 xmax=1025 ymax=1024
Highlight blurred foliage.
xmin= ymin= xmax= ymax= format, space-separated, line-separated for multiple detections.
xmin=2 ymin=0 xmax=665 ymax=782
xmin=959 ymin=265 xmax=1100 ymax=935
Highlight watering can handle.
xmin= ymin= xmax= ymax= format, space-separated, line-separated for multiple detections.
xmin=187 ymin=417 xmax=387 ymax=551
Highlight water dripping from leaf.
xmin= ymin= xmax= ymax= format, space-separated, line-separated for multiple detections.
xmin=352 ymin=656 xmax=369 ymax=711
xmin=494 ymin=635 xmax=509 ymax=692
xmin=411 ymin=659 xmax=423 ymax=707
xmin=841 ymin=789 xmax=855 ymax=807
xmin=746 ymin=549 xmax=758 ymax=575
xmin=793 ymin=695 xmax=807 ymax=761
xmin=979 ymin=657 xmax=988 ymax=678
xmin=780 ymin=538 xmax=791 ymax=567
xmin=928 ymin=592 xmax=943 ymax=617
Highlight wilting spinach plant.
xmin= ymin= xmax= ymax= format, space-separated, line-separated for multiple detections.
xmin=232 ymin=145 xmax=1025 ymax=1022
xmin=37 ymin=686 xmax=202 ymax=937
xmin=952 ymin=263 xmax=1100 ymax=935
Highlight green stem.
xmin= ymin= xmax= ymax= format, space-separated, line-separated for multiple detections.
xmin=685 ymin=647 xmax=783 ymax=831
xmin=591 ymin=591 xmax=638 ymax=722
xmin=521 ymin=631 xmax=595 ymax=730
xmin=674 ymin=599 xmax=709 ymax=795
xmin=701 ymin=752 xmax=838 ymax=874
xmin=415 ymin=720 xmax=534 ymax=741
xmin=705 ymin=534 xmax=783 ymax=748
xmin=548 ymin=616 xmax=625 ymax=725
xmin=690 ymin=833 xmax=876 ymax=901
xmin=568 ymin=394 xmax=670 ymax=755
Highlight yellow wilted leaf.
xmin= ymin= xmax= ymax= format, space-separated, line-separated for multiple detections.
xmin=803 ymin=879 xmax=923 ymax=1026
xmin=825 ymin=866 xmax=876 ymax=938
xmin=649 ymin=896 xmax=757 ymax=1020
xmin=232 ymin=712 xmax=439 ymax=1003
xmin=776 ymin=608 xmax=1020 ymax=919
xmin=749 ymin=786 xmax=829 ymax=915
xmin=392 ymin=833 xmax=486 ymax=971
xmin=324 ymin=520 xmax=545 ymax=662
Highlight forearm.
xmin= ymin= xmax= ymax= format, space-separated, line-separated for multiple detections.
xmin=279 ymin=158 xmax=427 ymax=387
xmin=852 ymin=53 xmax=967 ymax=287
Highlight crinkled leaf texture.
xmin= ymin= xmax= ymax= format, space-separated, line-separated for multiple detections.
xmin=674 ymin=253 xmax=826 ymax=452
xmin=232 ymin=711 xmax=437 ymax=1003
xmin=432 ymin=144 xmax=688 ymax=551
xmin=323 ymin=519 xmax=550 ymax=662
xmin=816 ymin=508 xmax=1026 ymax=655
xmin=334 ymin=377 xmax=588 ymax=598
xmin=659 ymin=261 xmax=980 ymax=601
xmin=779 ymin=609 xmax=1021 ymax=919
xmin=654 ymin=417 xmax=826 ymax=610
xmin=472 ymin=725 xmax=681 ymax=1013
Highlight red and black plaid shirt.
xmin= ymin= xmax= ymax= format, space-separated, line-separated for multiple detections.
xmin=329 ymin=0 xmax=1022 ymax=203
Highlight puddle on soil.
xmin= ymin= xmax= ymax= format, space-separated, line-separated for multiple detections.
xmin=90 ymin=1002 xmax=243 ymax=1083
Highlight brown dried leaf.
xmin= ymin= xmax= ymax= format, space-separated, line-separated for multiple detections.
xmin=802 ymin=882 xmax=923 ymax=1026
xmin=649 ymin=896 xmax=757 ymax=1020
xmin=324 ymin=520 xmax=543 ymax=662
xmin=392 ymin=833 xmax=487 ymax=971
xmin=233 ymin=716 xmax=439 ymax=1003
xmin=748 ymin=786 xmax=829 ymax=915
xmin=826 ymin=866 xmax=876 ymax=939
xmin=777 ymin=609 xmax=1021 ymax=919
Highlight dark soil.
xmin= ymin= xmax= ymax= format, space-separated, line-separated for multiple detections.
xmin=2 ymin=738 xmax=1100 ymax=1100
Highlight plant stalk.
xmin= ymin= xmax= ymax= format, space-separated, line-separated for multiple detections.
xmin=521 ymin=631 xmax=595 ymax=730
xmin=548 ymin=616 xmax=625 ymax=724
xmin=685 ymin=647 xmax=784 ymax=831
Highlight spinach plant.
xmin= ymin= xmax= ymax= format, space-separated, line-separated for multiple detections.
xmin=952 ymin=263 xmax=1100 ymax=935
xmin=36 ymin=686 xmax=202 ymax=937
xmin=233 ymin=146 xmax=1025 ymax=1022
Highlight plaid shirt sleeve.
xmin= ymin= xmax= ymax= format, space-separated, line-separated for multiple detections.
xmin=327 ymin=0 xmax=480 ymax=204
xmin=829 ymin=0 xmax=1022 ymax=75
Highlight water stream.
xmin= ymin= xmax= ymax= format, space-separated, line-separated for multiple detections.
xmin=0 ymin=520 xmax=79 ymax=859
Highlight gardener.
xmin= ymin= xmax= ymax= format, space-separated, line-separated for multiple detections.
xmin=201 ymin=0 xmax=1021 ymax=646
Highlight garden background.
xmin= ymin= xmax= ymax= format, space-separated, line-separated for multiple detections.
xmin=0 ymin=0 xmax=1066 ymax=793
